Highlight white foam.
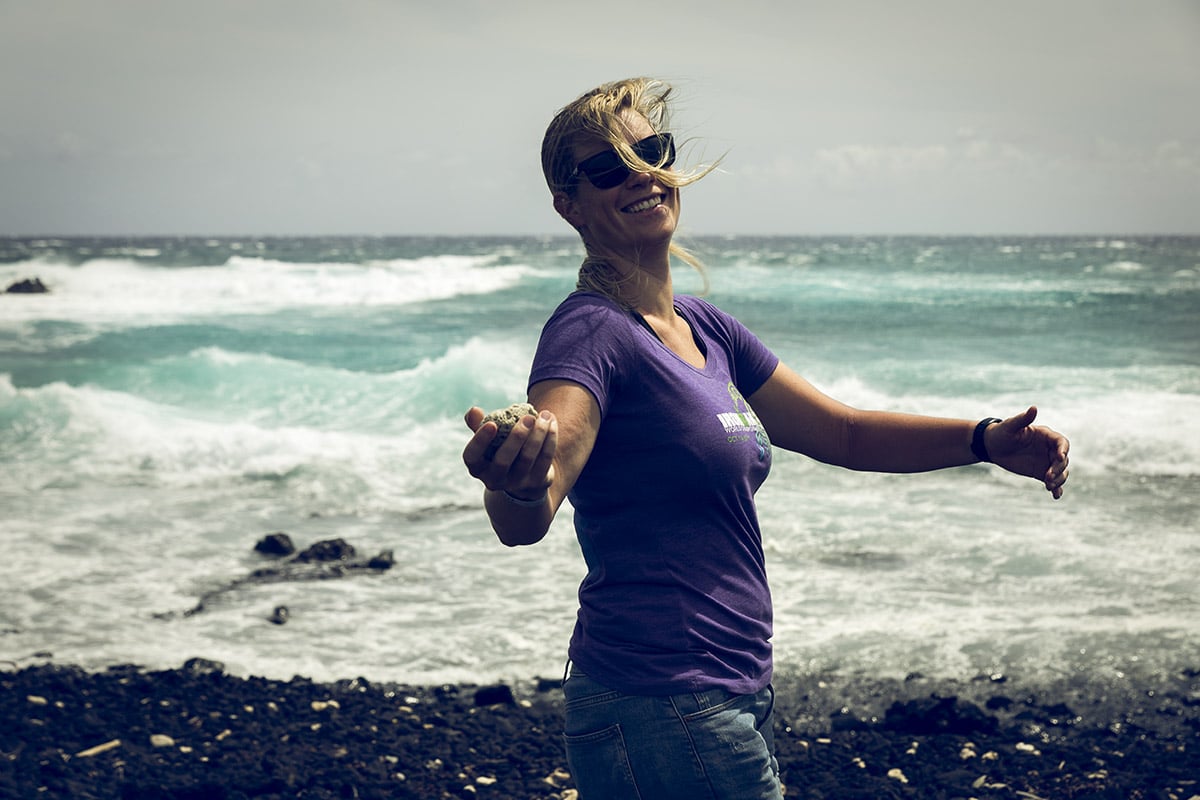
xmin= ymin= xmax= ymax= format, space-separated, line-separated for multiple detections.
xmin=0 ymin=254 xmax=533 ymax=327
xmin=1101 ymin=260 xmax=1145 ymax=274
xmin=1057 ymin=388 xmax=1200 ymax=476
xmin=0 ymin=335 xmax=537 ymax=518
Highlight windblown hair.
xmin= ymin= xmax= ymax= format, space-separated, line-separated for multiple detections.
xmin=540 ymin=77 xmax=718 ymax=304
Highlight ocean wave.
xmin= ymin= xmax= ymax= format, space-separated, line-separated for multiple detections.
xmin=1100 ymin=260 xmax=1145 ymax=274
xmin=0 ymin=335 xmax=535 ymax=511
xmin=0 ymin=374 xmax=464 ymax=513
xmin=1062 ymin=389 xmax=1200 ymax=477
xmin=65 ymin=335 xmax=532 ymax=430
xmin=709 ymin=265 xmax=1193 ymax=309
xmin=0 ymin=254 xmax=535 ymax=326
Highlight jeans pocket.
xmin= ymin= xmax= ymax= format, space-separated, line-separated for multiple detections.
xmin=677 ymin=688 xmax=742 ymax=722
xmin=675 ymin=687 xmax=783 ymax=799
xmin=563 ymin=672 xmax=622 ymax=711
xmin=563 ymin=723 xmax=642 ymax=799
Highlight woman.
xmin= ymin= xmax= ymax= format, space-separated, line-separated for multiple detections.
xmin=462 ymin=77 xmax=1070 ymax=799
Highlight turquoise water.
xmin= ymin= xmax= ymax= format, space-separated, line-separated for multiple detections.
xmin=2 ymin=235 xmax=1197 ymax=685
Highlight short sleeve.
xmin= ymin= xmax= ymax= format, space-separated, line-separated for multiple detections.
xmin=675 ymin=295 xmax=778 ymax=396
xmin=527 ymin=292 xmax=633 ymax=418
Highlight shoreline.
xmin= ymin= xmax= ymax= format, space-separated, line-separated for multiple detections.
xmin=3 ymin=661 xmax=1196 ymax=799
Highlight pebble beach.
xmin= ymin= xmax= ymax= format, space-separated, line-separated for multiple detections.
xmin=3 ymin=659 xmax=1197 ymax=799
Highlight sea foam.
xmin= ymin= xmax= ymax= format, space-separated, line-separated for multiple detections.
xmin=0 ymin=253 xmax=534 ymax=327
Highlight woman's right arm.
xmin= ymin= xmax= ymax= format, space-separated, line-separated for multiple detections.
xmin=462 ymin=379 xmax=600 ymax=546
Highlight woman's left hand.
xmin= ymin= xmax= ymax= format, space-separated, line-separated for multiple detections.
xmin=985 ymin=406 xmax=1070 ymax=499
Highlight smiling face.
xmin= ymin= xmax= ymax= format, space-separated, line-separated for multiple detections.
xmin=554 ymin=109 xmax=679 ymax=262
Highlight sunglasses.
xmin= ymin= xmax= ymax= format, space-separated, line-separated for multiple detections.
xmin=570 ymin=133 xmax=676 ymax=189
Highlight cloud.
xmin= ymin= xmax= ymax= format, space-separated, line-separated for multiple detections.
xmin=809 ymin=131 xmax=1200 ymax=189
xmin=815 ymin=144 xmax=952 ymax=184
xmin=1154 ymin=141 xmax=1200 ymax=174
xmin=50 ymin=132 xmax=94 ymax=161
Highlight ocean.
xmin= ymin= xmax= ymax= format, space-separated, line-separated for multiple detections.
xmin=1 ymin=235 xmax=1197 ymax=689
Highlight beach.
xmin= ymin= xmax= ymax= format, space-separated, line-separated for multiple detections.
xmin=3 ymin=659 xmax=1197 ymax=799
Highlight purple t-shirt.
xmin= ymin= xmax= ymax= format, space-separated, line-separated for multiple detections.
xmin=528 ymin=291 xmax=780 ymax=695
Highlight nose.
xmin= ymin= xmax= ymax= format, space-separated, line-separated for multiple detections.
xmin=625 ymin=165 xmax=653 ymax=188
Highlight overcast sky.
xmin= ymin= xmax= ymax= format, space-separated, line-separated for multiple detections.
xmin=1 ymin=0 xmax=1197 ymax=236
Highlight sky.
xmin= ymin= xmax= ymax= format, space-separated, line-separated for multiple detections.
xmin=1 ymin=0 xmax=1197 ymax=237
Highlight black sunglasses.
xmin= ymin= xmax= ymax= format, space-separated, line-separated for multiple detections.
xmin=570 ymin=133 xmax=676 ymax=189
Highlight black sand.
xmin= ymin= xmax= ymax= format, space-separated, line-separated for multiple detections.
xmin=2 ymin=660 xmax=1196 ymax=799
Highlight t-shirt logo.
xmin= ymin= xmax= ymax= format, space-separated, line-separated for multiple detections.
xmin=718 ymin=383 xmax=771 ymax=461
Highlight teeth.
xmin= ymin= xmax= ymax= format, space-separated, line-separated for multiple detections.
xmin=624 ymin=196 xmax=662 ymax=213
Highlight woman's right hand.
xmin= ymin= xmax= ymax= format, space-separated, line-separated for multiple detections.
xmin=462 ymin=406 xmax=558 ymax=502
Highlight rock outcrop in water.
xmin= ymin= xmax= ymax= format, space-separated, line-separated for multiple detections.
xmin=5 ymin=277 xmax=49 ymax=293
xmin=157 ymin=534 xmax=394 ymax=619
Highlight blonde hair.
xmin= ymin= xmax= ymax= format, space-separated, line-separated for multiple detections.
xmin=540 ymin=77 xmax=717 ymax=305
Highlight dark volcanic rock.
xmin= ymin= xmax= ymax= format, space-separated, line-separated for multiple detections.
xmin=367 ymin=550 xmax=395 ymax=570
xmin=180 ymin=657 xmax=225 ymax=676
xmin=162 ymin=536 xmax=394 ymax=619
xmin=5 ymin=277 xmax=48 ymax=293
xmin=2 ymin=664 xmax=1197 ymax=800
xmin=253 ymin=532 xmax=296 ymax=557
xmin=294 ymin=538 xmax=355 ymax=563
xmin=881 ymin=693 xmax=998 ymax=735
xmin=474 ymin=684 xmax=516 ymax=707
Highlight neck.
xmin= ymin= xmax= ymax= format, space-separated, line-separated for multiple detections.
xmin=583 ymin=239 xmax=674 ymax=313
xmin=627 ymin=268 xmax=675 ymax=318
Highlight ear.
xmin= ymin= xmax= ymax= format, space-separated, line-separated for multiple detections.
xmin=553 ymin=191 xmax=586 ymax=231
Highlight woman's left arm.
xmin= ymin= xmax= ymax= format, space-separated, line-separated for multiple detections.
xmin=748 ymin=363 xmax=1070 ymax=499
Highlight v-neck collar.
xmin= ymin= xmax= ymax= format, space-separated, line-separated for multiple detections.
xmin=630 ymin=302 xmax=709 ymax=368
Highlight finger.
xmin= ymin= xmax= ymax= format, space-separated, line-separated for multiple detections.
xmin=489 ymin=413 xmax=538 ymax=469
xmin=509 ymin=412 xmax=554 ymax=477
xmin=1045 ymin=434 xmax=1069 ymax=481
xmin=1003 ymin=405 xmax=1038 ymax=432
xmin=522 ymin=412 xmax=558 ymax=490
xmin=987 ymin=407 xmax=1036 ymax=458
xmin=1045 ymin=463 xmax=1068 ymax=486
xmin=1046 ymin=467 xmax=1068 ymax=499
xmin=492 ymin=412 xmax=556 ymax=497
xmin=462 ymin=420 xmax=499 ymax=474
xmin=464 ymin=406 xmax=485 ymax=432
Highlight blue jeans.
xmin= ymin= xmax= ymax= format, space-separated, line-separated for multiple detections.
xmin=562 ymin=669 xmax=783 ymax=799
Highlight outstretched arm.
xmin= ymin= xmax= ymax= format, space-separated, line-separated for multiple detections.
xmin=748 ymin=363 xmax=1070 ymax=499
xmin=462 ymin=380 xmax=600 ymax=546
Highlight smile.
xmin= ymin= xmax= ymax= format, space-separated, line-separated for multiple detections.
xmin=622 ymin=195 xmax=665 ymax=214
